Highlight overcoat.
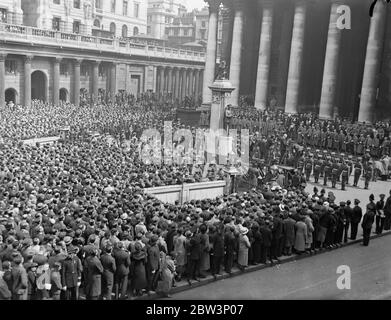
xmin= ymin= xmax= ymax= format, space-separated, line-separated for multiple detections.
xmin=294 ymin=221 xmax=308 ymax=252
xmin=237 ymin=234 xmax=251 ymax=267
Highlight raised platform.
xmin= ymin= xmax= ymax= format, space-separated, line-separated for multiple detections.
xmin=22 ymin=136 xmax=60 ymax=146
xmin=143 ymin=180 xmax=227 ymax=204
xmin=176 ymin=108 xmax=202 ymax=127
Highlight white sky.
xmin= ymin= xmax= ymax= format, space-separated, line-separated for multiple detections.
xmin=185 ymin=0 xmax=207 ymax=10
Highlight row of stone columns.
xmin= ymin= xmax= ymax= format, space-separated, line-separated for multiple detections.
xmin=156 ymin=66 xmax=203 ymax=101
xmin=202 ymin=0 xmax=388 ymax=123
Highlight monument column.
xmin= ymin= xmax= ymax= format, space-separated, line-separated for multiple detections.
xmin=53 ymin=57 xmax=62 ymax=106
xmin=73 ymin=59 xmax=81 ymax=106
xmin=0 ymin=53 xmax=6 ymax=108
xmin=358 ymin=0 xmax=387 ymax=123
xmin=254 ymin=0 xmax=273 ymax=110
xmin=228 ymin=0 xmax=245 ymax=107
xmin=202 ymin=0 xmax=219 ymax=105
xmin=285 ymin=0 xmax=307 ymax=114
xmin=319 ymin=1 xmax=343 ymax=120
xmin=24 ymin=55 xmax=33 ymax=107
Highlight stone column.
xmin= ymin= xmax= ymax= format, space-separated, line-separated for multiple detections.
xmin=285 ymin=0 xmax=307 ymax=114
xmin=0 ymin=53 xmax=6 ymax=109
xmin=228 ymin=0 xmax=245 ymax=106
xmin=110 ymin=62 xmax=117 ymax=95
xmin=159 ymin=67 xmax=165 ymax=93
xmin=188 ymin=69 xmax=194 ymax=96
xmin=181 ymin=69 xmax=187 ymax=101
xmin=53 ymin=57 xmax=61 ymax=106
xmin=319 ymin=1 xmax=343 ymax=120
xmin=202 ymin=0 xmax=220 ymax=105
xmin=174 ymin=68 xmax=180 ymax=98
xmin=167 ymin=67 xmax=173 ymax=94
xmin=92 ymin=61 xmax=100 ymax=103
xmin=254 ymin=0 xmax=273 ymax=110
xmin=74 ymin=59 xmax=81 ymax=106
xmin=358 ymin=0 xmax=387 ymax=123
xmin=24 ymin=55 xmax=33 ymax=107
xmin=194 ymin=69 xmax=200 ymax=102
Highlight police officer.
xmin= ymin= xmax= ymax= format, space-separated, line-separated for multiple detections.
xmin=314 ymin=154 xmax=322 ymax=184
xmin=364 ymin=161 xmax=373 ymax=190
xmin=324 ymin=156 xmax=331 ymax=186
xmin=341 ymin=161 xmax=349 ymax=191
xmin=305 ymin=154 xmax=313 ymax=182
xmin=353 ymin=158 xmax=363 ymax=187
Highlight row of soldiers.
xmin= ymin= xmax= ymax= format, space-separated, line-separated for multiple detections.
xmin=295 ymin=148 xmax=374 ymax=190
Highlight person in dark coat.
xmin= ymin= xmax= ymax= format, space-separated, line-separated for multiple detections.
xmin=334 ymin=203 xmax=346 ymax=246
xmin=259 ymin=221 xmax=272 ymax=264
xmin=223 ymin=226 xmax=236 ymax=274
xmin=165 ymin=224 xmax=177 ymax=257
xmin=26 ymin=262 xmax=38 ymax=300
xmin=250 ymin=223 xmax=262 ymax=264
xmin=362 ymin=194 xmax=376 ymax=246
xmin=282 ymin=213 xmax=296 ymax=256
xmin=84 ymin=249 xmax=103 ymax=300
xmin=351 ymin=199 xmax=363 ymax=240
xmin=131 ymin=242 xmax=147 ymax=296
xmin=146 ymin=235 xmax=160 ymax=294
xmin=375 ymin=194 xmax=386 ymax=234
xmin=186 ymin=229 xmax=202 ymax=285
xmin=384 ymin=190 xmax=391 ymax=231
xmin=113 ymin=241 xmax=130 ymax=300
xmin=11 ymin=255 xmax=28 ymax=300
xmin=271 ymin=213 xmax=284 ymax=260
xmin=61 ymin=247 xmax=83 ymax=300
xmin=209 ymin=224 xmax=224 ymax=278
xmin=100 ymin=245 xmax=116 ymax=300
xmin=344 ymin=200 xmax=353 ymax=243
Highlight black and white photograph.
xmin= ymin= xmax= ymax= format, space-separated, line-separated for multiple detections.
xmin=0 ymin=0 xmax=391 ymax=307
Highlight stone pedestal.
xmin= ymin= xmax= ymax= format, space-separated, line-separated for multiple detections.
xmin=209 ymin=79 xmax=235 ymax=131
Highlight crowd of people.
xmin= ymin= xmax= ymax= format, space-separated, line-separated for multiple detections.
xmin=1 ymin=97 xmax=391 ymax=300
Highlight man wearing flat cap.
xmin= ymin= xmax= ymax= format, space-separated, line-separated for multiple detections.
xmin=375 ymin=194 xmax=386 ymax=234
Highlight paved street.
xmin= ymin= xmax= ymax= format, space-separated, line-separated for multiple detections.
xmin=170 ymin=233 xmax=391 ymax=300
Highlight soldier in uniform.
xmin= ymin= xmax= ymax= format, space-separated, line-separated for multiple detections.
xmin=341 ymin=161 xmax=349 ymax=191
xmin=305 ymin=154 xmax=313 ymax=182
xmin=353 ymin=157 xmax=363 ymax=187
xmin=331 ymin=160 xmax=339 ymax=188
xmin=364 ymin=161 xmax=373 ymax=190
xmin=324 ymin=156 xmax=332 ymax=186
xmin=297 ymin=153 xmax=305 ymax=175
xmin=314 ymin=153 xmax=322 ymax=184
xmin=346 ymin=155 xmax=354 ymax=185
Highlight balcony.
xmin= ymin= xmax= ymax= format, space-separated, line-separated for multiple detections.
xmin=0 ymin=23 xmax=206 ymax=63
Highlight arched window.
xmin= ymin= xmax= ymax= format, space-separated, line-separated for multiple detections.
xmin=93 ymin=19 xmax=100 ymax=28
xmin=133 ymin=26 xmax=139 ymax=36
xmin=110 ymin=22 xmax=116 ymax=36
xmin=122 ymin=24 xmax=128 ymax=38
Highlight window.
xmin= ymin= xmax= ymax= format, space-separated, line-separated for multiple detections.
xmin=81 ymin=64 xmax=89 ymax=76
xmin=200 ymin=29 xmax=205 ymax=39
xmin=95 ymin=0 xmax=101 ymax=9
xmin=184 ymin=29 xmax=188 ymax=36
xmin=122 ymin=24 xmax=128 ymax=37
xmin=53 ymin=0 xmax=61 ymax=4
xmin=134 ymin=3 xmax=139 ymax=18
xmin=73 ymin=20 xmax=80 ymax=34
xmin=165 ymin=28 xmax=169 ymax=35
xmin=52 ymin=17 xmax=61 ymax=31
xmin=110 ymin=22 xmax=116 ymax=35
xmin=133 ymin=26 xmax=139 ymax=36
xmin=93 ymin=19 xmax=100 ymax=28
xmin=73 ymin=0 xmax=80 ymax=9
xmin=99 ymin=64 xmax=105 ymax=77
xmin=147 ymin=26 xmax=151 ymax=35
xmin=201 ymin=21 xmax=206 ymax=28
xmin=5 ymin=60 xmax=17 ymax=74
xmin=111 ymin=0 xmax=116 ymax=13
xmin=60 ymin=63 xmax=68 ymax=75
xmin=0 ymin=8 xmax=7 ymax=23
xmin=123 ymin=0 xmax=128 ymax=16
xmin=174 ymin=29 xmax=179 ymax=36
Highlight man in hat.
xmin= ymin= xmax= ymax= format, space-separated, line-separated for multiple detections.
xmin=304 ymin=154 xmax=313 ymax=182
xmin=351 ymin=199 xmax=362 ymax=240
xmin=362 ymin=194 xmax=376 ymax=246
xmin=330 ymin=161 xmax=339 ymax=189
xmin=341 ymin=161 xmax=349 ymax=191
xmin=61 ymin=247 xmax=82 ymax=300
xmin=186 ymin=229 xmax=202 ymax=285
xmin=353 ymin=158 xmax=363 ymax=187
xmin=100 ymin=244 xmax=116 ymax=300
xmin=323 ymin=156 xmax=332 ymax=187
xmin=50 ymin=262 xmax=63 ymax=300
xmin=146 ymin=235 xmax=160 ymax=294
xmin=344 ymin=200 xmax=353 ymax=243
xmin=223 ymin=226 xmax=236 ymax=274
xmin=375 ymin=194 xmax=386 ymax=235
xmin=313 ymin=156 xmax=321 ymax=184
xmin=384 ymin=189 xmax=391 ymax=231
xmin=113 ymin=241 xmax=130 ymax=300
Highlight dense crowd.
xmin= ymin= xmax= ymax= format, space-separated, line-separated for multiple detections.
xmin=0 ymin=98 xmax=390 ymax=300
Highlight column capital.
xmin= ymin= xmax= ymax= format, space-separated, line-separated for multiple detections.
xmin=54 ymin=57 xmax=63 ymax=64
xmin=24 ymin=55 xmax=34 ymax=63
xmin=205 ymin=0 xmax=220 ymax=13
xmin=92 ymin=60 xmax=101 ymax=66
xmin=74 ymin=58 xmax=83 ymax=66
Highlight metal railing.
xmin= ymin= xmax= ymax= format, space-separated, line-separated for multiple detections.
xmin=0 ymin=22 xmax=206 ymax=62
